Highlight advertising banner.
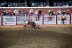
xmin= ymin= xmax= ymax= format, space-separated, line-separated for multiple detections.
xmin=17 ymin=16 xmax=36 ymax=24
xmin=57 ymin=15 xmax=70 ymax=24
xmin=17 ymin=16 xmax=29 ymax=24
xmin=44 ymin=15 xmax=56 ymax=24
xmin=3 ymin=16 xmax=16 ymax=25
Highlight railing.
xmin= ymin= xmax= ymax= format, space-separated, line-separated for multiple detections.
xmin=0 ymin=13 xmax=72 ymax=25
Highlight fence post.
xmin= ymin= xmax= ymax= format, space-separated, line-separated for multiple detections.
xmin=70 ymin=13 xmax=72 ymax=24
xmin=56 ymin=13 xmax=58 ymax=24
xmin=1 ymin=13 xmax=3 ymax=26
xmin=42 ymin=13 xmax=44 ymax=25
xmin=15 ymin=13 xmax=18 ymax=25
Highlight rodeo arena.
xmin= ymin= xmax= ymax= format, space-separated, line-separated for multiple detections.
xmin=0 ymin=7 xmax=72 ymax=48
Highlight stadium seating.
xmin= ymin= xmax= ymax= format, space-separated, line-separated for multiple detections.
xmin=0 ymin=0 xmax=72 ymax=7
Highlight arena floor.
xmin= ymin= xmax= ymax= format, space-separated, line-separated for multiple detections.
xmin=0 ymin=24 xmax=72 ymax=48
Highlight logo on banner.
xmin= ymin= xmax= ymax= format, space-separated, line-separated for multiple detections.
xmin=48 ymin=17 xmax=52 ymax=21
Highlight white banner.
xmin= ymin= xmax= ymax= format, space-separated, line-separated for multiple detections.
xmin=57 ymin=15 xmax=70 ymax=24
xmin=3 ymin=16 xmax=16 ymax=25
xmin=17 ymin=16 xmax=29 ymax=24
xmin=0 ymin=16 xmax=1 ymax=25
xmin=17 ymin=16 xmax=36 ymax=24
xmin=44 ymin=16 xmax=56 ymax=24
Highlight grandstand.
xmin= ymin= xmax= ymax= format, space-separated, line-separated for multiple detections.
xmin=0 ymin=0 xmax=72 ymax=7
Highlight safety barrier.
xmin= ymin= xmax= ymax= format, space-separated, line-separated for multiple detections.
xmin=42 ymin=13 xmax=72 ymax=25
xmin=0 ymin=13 xmax=72 ymax=25
xmin=0 ymin=16 xmax=1 ymax=25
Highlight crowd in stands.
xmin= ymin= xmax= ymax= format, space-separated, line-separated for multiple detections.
xmin=0 ymin=1 xmax=72 ymax=7
xmin=1 ymin=9 xmax=42 ymax=17
xmin=0 ymin=2 xmax=25 ymax=7
xmin=48 ymin=9 xmax=70 ymax=15
xmin=1 ymin=9 xmax=70 ymax=17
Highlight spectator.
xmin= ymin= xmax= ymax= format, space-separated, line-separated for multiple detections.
xmin=8 ymin=10 xmax=12 ymax=16
xmin=8 ymin=2 xmax=13 ymax=7
xmin=5 ymin=10 xmax=8 ymax=15
xmin=0 ymin=3 xmax=1 ymax=7
xmin=22 ymin=10 xmax=26 ymax=16
xmin=38 ymin=9 xmax=42 ymax=20
xmin=13 ymin=10 xmax=16 ymax=16
xmin=1 ymin=2 xmax=5 ymax=7
xmin=18 ymin=10 xmax=21 ymax=16
xmin=57 ymin=9 xmax=61 ymax=15
xmin=66 ymin=10 xmax=70 ymax=15
xmin=65 ymin=3 xmax=69 ymax=7
xmin=16 ymin=10 xmax=19 ymax=16
xmin=43 ymin=2 xmax=46 ymax=7
xmin=29 ymin=9 xmax=34 ymax=16
xmin=59 ymin=2 xmax=63 ymax=6
xmin=49 ymin=10 xmax=54 ymax=15
xmin=3 ymin=11 xmax=6 ymax=16
xmin=61 ymin=14 xmax=66 ymax=24
xmin=34 ymin=10 xmax=38 ymax=15
xmin=26 ymin=10 xmax=29 ymax=16
xmin=62 ymin=11 xmax=65 ymax=15
xmin=54 ymin=2 xmax=57 ymax=6
xmin=4 ymin=1 xmax=8 ymax=7
xmin=48 ymin=10 xmax=51 ymax=15
xmin=32 ymin=3 xmax=34 ymax=7
xmin=34 ymin=2 xmax=37 ymax=7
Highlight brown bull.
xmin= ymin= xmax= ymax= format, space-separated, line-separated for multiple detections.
xmin=27 ymin=20 xmax=36 ymax=28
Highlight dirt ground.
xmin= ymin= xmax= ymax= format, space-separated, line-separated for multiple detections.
xmin=0 ymin=24 xmax=72 ymax=48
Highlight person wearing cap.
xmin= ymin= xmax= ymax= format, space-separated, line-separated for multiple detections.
xmin=8 ymin=10 xmax=12 ymax=16
xmin=6 ymin=10 xmax=8 ymax=15
xmin=13 ymin=10 xmax=17 ymax=16
xmin=38 ymin=10 xmax=42 ymax=20
xmin=66 ymin=10 xmax=70 ymax=15
xmin=29 ymin=9 xmax=34 ymax=16
xmin=50 ymin=10 xmax=54 ymax=15
xmin=3 ymin=11 xmax=6 ymax=16
xmin=48 ymin=10 xmax=51 ymax=15
xmin=62 ymin=11 xmax=65 ymax=15
xmin=57 ymin=9 xmax=61 ymax=15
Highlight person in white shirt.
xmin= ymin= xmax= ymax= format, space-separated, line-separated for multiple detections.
xmin=57 ymin=9 xmax=61 ymax=15
xmin=36 ymin=21 xmax=40 ymax=31
xmin=29 ymin=9 xmax=34 ymax=16
xmin=34 ymin=10 xmax=38 ymax=16
xmin=23 ymin=21 xmax=28 ymax=29
xmin=13 ymin=10 xmax=17 ymax=15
